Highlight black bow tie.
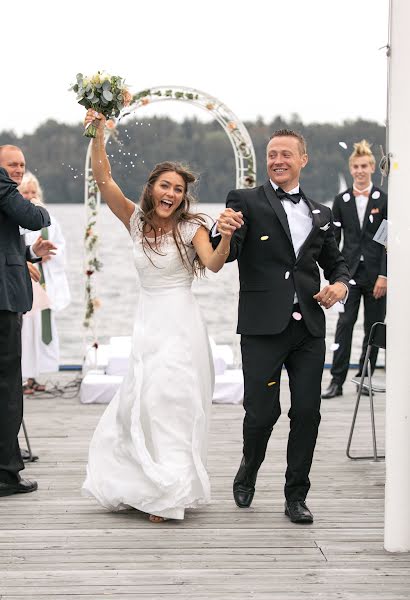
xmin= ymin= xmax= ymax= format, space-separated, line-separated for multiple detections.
xmin=276 ymin=187 xmax=303 ymax=204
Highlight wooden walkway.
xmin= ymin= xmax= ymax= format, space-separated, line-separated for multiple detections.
xmin=1 ymin=371 xmax=409 ymax=600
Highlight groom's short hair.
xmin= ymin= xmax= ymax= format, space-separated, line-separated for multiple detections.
xmin=269 ymin=129 xmax=307 ymax=156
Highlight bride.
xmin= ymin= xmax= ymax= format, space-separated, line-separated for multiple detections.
xmin=82 ymin=109 xmax=243 ymax=522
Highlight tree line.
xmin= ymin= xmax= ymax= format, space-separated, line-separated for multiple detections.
xmin=0 ymin=115 xmax=386 ymax=204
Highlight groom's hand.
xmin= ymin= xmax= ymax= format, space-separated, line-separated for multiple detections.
xmin=217 ymin=208 xmax=243 ymax=237
xmin=314 ymin=282 xmax=347 ymax=309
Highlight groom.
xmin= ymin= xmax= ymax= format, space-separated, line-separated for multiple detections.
xmin=213 ymin=129 xmax=350 ymax=522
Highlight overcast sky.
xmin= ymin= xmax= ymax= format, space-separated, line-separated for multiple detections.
xmin=3 ymin=0 xmax=389 ymax=136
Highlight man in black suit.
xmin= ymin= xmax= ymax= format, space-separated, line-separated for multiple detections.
xmin=0 ymin=145 xmax=55 ymax=497
xmin=322 ymin=140 xmax=387 ymax=399
xmin=213 ymin=129 xmax=350 ymax=522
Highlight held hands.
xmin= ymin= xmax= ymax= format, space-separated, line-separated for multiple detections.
xmin=373 ymin=276 xmax=387 ymax=299
xmin=27 ymin=262 xmax=40 ymax=283
xmin=313 ymin=282 xmax=347 ymax=309
xmin=32 ymin=236 xmax=57 ymax=259
xmin=84 ymin=109 xmax=106 ymax=135
xmin=217 ymin=208 xmax=243 ymax=239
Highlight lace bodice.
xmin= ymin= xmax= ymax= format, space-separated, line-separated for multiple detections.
xmin=129 ymin=205 xmax=201 ymax=290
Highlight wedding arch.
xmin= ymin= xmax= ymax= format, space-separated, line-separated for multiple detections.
xmin=83 ymin=85 xmax=257 ymax=345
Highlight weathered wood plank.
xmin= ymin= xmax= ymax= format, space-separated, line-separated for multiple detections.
xmin=0 ymin=371 xmax=407 ymax=599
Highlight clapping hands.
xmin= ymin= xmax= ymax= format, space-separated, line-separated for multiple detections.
xmin=32 ymin=236 xmax=57 ymax=259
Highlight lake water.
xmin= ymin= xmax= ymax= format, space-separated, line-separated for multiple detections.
xmin=48 ymin=203 xmax=367 ymax=368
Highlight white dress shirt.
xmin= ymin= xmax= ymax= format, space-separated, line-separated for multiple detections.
xmin=270 ymin=181 xmax=312 ymax=303
xmin=355 ymin=193 xmax=368 ymax=229
xmin=270 ymin=180 xmax=313 ymax=257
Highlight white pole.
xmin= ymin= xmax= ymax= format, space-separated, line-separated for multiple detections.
xmin=384 ymin=0 xmax=410 ymax=552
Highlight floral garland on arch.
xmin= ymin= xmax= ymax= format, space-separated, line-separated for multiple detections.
xmin=83 ymin=170 xmax=103 ymax=350
xmin=83 ymin=85 xmax=257 ymax=358
xmin=131 ymin=87 xmax=256 ymax=188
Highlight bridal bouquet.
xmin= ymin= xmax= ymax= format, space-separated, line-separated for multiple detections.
xmin=70 ymin=72 xmax=132 ymax=138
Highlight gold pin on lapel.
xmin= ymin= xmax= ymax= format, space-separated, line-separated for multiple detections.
xmin=260 ymin=235 xmax=269 ymax=240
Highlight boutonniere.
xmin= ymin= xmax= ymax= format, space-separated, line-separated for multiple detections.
xmin=320 ymin=222 xmax=331 ymax=231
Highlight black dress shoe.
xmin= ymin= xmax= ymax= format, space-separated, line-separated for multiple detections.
xmin=321 ymin=382 xmax=343 ymax=399
xmin=285 ymin=500 xmax=313 ymax=523
xmin=0 ymin=478 xmax=38 ymax=497
xmin=233 ymin=484 xmax=254 ymax=508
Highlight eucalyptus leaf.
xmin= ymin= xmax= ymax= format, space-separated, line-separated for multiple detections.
xmin=103 ymin=89 xmax=113 ymax=101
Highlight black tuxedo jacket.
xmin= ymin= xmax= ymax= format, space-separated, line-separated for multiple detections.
xmin=213 ymin=182 xmax=350 ymax=338
xmin=332 ymin=186 xmax=387 ymax=283
xmin=0 ymin=167 xmax=50 ymax=312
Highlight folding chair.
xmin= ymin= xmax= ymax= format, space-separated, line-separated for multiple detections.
xmin=346 ymin=321 xmax=386 ymax=461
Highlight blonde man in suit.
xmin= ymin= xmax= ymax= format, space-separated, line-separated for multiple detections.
xmin=322 ymin=140 xmax=387 ymax=399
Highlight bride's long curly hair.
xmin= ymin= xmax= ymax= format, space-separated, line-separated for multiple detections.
xmin=139 ymin=161 xmax=208 ymax=276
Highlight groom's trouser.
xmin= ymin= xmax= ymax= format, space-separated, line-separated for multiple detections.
xmin=0 ymin=311 xmax=24 ymax=484
xmin=239 ymin=316 xmax=324 ymax=501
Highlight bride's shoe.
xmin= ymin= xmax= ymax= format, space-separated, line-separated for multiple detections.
xmin=149 ymin=514 xmax=168 ymax=523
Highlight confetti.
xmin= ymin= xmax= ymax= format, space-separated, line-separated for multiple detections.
xmin=339 ymin=142 xmax=348 ymax=150
xmin=267 ymin=381 xmax=277 ymax=386
xmin=334 ymin=221 xmax=342 ymax=227
xmin=292 ymin=312 xmax=302 ymax=321
xmin=285 ymin=271 xmax=290 ymax=279
xmin=349 ymin=279 xmax=356 ymax=285
xmin=369 ymin=214 xmax=374 ymax=223
xmin=330 ymin=343 xmax=340 ymax=351
xmin=260 ymin=235 xmax=269 ymax=240
xmin=312 ymin=209 xmax=321 ymax=214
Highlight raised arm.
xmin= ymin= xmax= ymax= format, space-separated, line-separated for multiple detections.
xmin=192 ymin=208 xmax=243 ymax=273
xmin=84 ymin=110 xmax=135 ymax=230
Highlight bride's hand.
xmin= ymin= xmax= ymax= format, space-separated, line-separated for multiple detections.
xmin=217 ymin=208 xmax=243 ymax=239
xmin=84 ymin=109 xmax=105 ymax=132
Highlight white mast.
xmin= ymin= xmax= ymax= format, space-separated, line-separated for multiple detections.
xmin=384 ymin=0 xmax=410 ymax=552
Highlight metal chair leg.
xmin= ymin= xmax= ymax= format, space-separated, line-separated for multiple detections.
xmin=346 ymin=347 xmax=384 ymax=461
xmin=21 ymin=419 xmax=34 ymax=462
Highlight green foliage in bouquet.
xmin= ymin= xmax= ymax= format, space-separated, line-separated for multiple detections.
xmin=70 ymin=72 xmax=131 ymax=138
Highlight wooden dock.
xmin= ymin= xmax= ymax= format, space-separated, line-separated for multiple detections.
xmin=1 ymin=370 xmax=409 ymax=599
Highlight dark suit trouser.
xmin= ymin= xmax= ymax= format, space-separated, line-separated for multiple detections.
xmin=239 ymin=316 xmax=325 ymax=502
xmin=0 ymin=311 xmax=24 ymax=484
xmin=330 ymin=264 xmax=386 ymax=386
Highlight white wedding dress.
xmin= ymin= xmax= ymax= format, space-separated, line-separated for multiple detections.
xmin=82 ymin=207 xmax=214 ymax=519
